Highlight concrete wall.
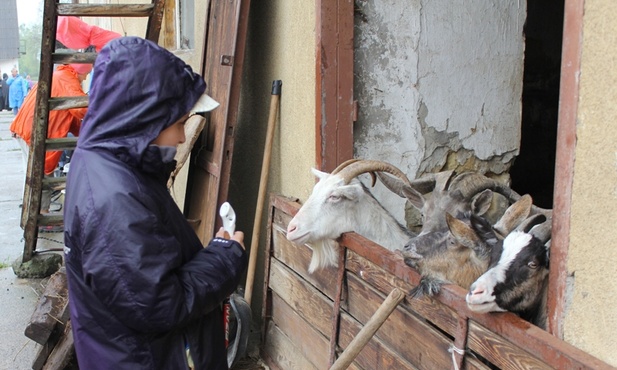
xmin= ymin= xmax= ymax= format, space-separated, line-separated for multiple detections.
xmin=565 ymin=0 xmax=617 ymax=365
xmin=354 ymin=0 xmax=526 ymax=224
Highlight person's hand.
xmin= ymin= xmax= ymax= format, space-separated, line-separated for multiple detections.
xmin=216 ymin=227 xmax=246 ymax=250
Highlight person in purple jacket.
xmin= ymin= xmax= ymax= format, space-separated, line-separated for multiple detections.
xmin=63 ymin=36 xmax=247 ymax=370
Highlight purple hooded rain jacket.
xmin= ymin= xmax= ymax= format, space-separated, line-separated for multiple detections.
xmin=63 ymin=37 xmax=247 ymax=370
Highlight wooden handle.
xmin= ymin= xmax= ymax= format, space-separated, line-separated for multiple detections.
xmin=330 ymin=288 xmax=406 ymax=370
xmin=244 ymin=80 xmax=282 ymax=306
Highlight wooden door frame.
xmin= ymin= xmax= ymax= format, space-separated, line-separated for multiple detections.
xmin=316 ymin=0 xmax=583 ymax=339
xmin=315 ymin=0 xmax=354 ymax=172
xmin=548 ymin=0 xmax=583 ymax=338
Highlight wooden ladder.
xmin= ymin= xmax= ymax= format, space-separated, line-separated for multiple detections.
xmin=21 ymin=0 xmax=166 ymax=263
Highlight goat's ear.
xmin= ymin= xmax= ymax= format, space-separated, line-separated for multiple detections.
xmin=403 ymin=187 xmax=425 ymax=210
xmin=311 ymin=167 xmax=328 ymax=180
xmin=494 ymin=194 xmax=533 ymax=236
xmin=336 ymin=184 xmax=363 ymax=201
xmin=446 ymin=213 xmax=480 ymax=248
xmin=471 ymin=189 xmax=493 ymax=216
xmin=375 ymin=172 xmax=425 ymax=209
xmin=470 ymin=214 xmax=499 ymax=244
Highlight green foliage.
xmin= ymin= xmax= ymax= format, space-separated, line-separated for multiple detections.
xmin=18 ymin=23 xmax=43 ymax=80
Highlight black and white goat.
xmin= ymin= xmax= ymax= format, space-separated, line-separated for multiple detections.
xmin=465 ymin=227 xmax=550 ymax=329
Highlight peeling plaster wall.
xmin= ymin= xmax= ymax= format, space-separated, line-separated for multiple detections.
xmin=354 ymin=0 xmax=526 ymax=222
xmin=565 ymin=0 xmax=617 ymax=365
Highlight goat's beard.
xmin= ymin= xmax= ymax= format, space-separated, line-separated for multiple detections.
xmin=308 ymin=239 xmax=339 ymax=273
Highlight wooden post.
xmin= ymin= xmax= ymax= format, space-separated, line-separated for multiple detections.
xmin=328 ymin=245 xmax=347 ymax=365
xmin=245 ymin=80 xmax=282 ymax=306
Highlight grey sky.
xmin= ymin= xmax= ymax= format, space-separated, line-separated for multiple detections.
xmin=17 ymin=0 xmax=43 ymax=26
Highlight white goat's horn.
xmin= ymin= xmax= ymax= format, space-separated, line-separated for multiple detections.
xmin=336 ymin=160 xmax=411 ymax=187
xmin=331 ymin=159 xmax=361 ymax=175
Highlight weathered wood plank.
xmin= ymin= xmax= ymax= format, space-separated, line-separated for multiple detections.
xmin=342 ymin=310 xmax=489 ymax=370
xmin=346 ymin=249 xmax=460 ymax=336
xmin=57 ymin=3 xmax=154 ymax=17
xmin=344 ymin=273 xmax=454 ymax=370
xmin=25 ymin=269 xmax=69 ymax=345
xmin=145 ymin=0 xmax=166 ymax=42
xmin=331 ymin=288 xmax=405 ymax=370
xmin=270 ymin=195 xmax=300 ymax=218
xmin=37 ymin=213 xmax=64 ymax=227
xmin=48 ymin=96 xmax=88 ymax=111
xmin=42 ymin=320 xmax=74 ymax=370
xmin=44 ymin=137 xmax=78 ymax=151
xmin=467 ymin=320 xmax=553 ymax=370
xmin=268 ymin=259 xmax=333 ymax=338
xmin=271 ymin=208 xmax=339 ymax=299
xmin=42 ymin=177 xmax=66 ymax=190
xmin=33 ymin=342 xmax=54 ymax=370
xmin=52 ymin=52 xmax=97 ymax=65
xmin=267 ymin=292 xmax=330 ymax=370
xmin=262 ymin=321 xmax=318 ymax=370
xmin=338 ymin=311 xmax=418 ymax=370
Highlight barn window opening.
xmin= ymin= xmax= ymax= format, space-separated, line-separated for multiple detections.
xmin=509 ymin=1 xmax=565 ymax=210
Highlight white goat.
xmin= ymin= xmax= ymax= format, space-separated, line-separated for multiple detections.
xmin=286 ymin=160 xmax=416 ymax=273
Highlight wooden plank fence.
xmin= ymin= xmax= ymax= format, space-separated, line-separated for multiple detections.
xmin=261 ymin=195 xmax=616 ymax=370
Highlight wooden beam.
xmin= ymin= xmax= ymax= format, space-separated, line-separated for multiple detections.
xmin=57 ymin=4 xmax=154 ymax=17
xmin=145 ymin=0 xmax=166 ymax=43
xmin=44 ymin=137 xmax=78 ymax=151
xmin=48 ymin=96 xmax=89 ymax=111
xmin=549 ymin=0 xmax=584 ymax=339
xmin=52 ymin=52 xmax=97 ymax=64
xmin=328 ymin=246 xmax=347 ymax=365
xmin=162 ymin=0 xmax=176 ymax=49
xmin=315 ymin=0 xmax=354 ymax=172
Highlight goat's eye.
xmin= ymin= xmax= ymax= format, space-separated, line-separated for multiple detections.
xmin=528 ymin=261 xmax=538 ymax=269
xmin=328 ymin=194 xmax=342 ymax=202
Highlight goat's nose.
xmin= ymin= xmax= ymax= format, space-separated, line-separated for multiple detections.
xmin=468 ymin=284 xmax=485 ymax=296
xmin=287 ymin=223 xmax=297 ymax=234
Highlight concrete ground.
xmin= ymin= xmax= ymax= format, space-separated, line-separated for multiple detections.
xmin=0 ymin=110 xmax=64 ymax=370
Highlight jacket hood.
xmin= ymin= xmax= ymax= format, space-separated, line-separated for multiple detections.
xmin=77 ymin=37 xmax=206 ymax=166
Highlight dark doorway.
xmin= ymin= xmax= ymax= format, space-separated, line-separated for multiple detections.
xmin=509 ymin=1 xmax=565 ymax=209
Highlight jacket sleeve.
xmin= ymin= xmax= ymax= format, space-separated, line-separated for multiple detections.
xmin=78 ymin=188 xmax=248 ymax=334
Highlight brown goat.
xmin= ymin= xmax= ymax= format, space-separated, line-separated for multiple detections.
xmin=402 ymin=194 xmax=541 ymax=297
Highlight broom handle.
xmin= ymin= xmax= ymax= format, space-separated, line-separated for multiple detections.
xmin=245 ymin=80 xmax=282 ymax=306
